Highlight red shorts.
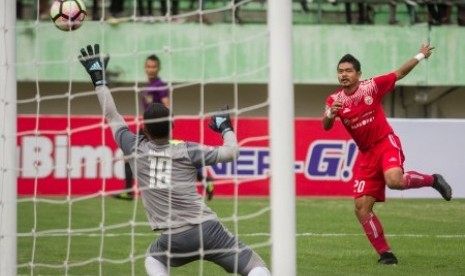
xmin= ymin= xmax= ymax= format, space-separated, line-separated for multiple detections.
xmin=353 ymin=134 xmax=405 ymax=202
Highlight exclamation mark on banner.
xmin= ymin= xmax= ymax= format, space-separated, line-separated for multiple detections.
xmin=341 ymin=141 xmax=357 ymax=182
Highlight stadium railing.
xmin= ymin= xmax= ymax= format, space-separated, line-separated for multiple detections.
xmin=16 ymin=0 xmax=465 ymax=25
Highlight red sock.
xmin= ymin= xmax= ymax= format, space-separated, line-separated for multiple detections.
xmin=402 ymin=170 xmax=434 ymax=189
xmin=360 ymin=213 xmax=390 ymax=255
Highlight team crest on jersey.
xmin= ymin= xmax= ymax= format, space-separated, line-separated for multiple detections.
xmin=364 ymin=96 xmax=373 ymax=105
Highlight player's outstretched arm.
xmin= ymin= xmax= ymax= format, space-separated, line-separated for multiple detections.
xmin=209 ymin=106 xmax=239 ymax=163
xmin=78 ymin=44 xmax=127 ymax=136
xmin=394 ymin=43 xmax=434 ymax=81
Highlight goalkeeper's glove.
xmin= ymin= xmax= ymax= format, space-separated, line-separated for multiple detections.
xmin=205 ymin=177 xmax=214 ymax=201
xmin=209 ymin=106 xmax=233 ymax=136
xmin=78 ymin=44 xmax=109 ymax=87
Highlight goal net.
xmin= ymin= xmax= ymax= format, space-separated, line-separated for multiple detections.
xmin=3 ymin=0 xmax=295 ymax=275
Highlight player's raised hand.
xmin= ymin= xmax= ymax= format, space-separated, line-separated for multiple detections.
xmin=209 ymin=106 xmax=233 ymax=136
xmin=419 ymin=43 xmax=434 ymax=59
xmin=78 ymin=44 xmax=110 ymax=87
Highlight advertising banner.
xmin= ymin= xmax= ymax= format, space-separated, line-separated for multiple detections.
xmin=17 ymin=115 xmax=356 ymax=196
xmin=18 ymin=116 xmax=464 ymax=198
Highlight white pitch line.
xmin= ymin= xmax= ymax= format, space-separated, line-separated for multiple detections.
xmin=248 ymin=233 xmax=465 ymax=238
xmin=17 ymin=232 xmax=465 ymax=239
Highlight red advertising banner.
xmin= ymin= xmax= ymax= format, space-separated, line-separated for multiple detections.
xmin=17 ymin=115 xmax=358 ymax=197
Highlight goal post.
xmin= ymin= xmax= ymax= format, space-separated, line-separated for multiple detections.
xmin=268 ymin=0 xmax=296 ymax=275
xmin=0 ymin=0 xmax=17 ymax=275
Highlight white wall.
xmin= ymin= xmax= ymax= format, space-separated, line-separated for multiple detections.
xmin=387 ymin=119 xmax=465 ymax=198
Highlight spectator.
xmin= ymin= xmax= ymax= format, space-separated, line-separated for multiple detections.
xmin=109 ymin=0 xmax=125 ymax=19
xmin=345 ymin=2 xmax=373 ymax=24
xmin=138 ymin=0 xmax=154 ymax=16
xmin=160 ymin=0 xmax=180 ymax=20
xmin=300 ymin=0 xmax=310 ymax=13
xmin=427 ymin=0 xmax=451 ymax=25
xmin=91 ymin=0 xmax=103 ymax=20
xmin=458 ymin=2 xmax=465 ymax=26
xmin=38 ymin=0 xmax=49 ymax=20
xmin=388 ymin=0 xmax=421 ymax=25
xmin=17 ymin=0 xmax=23 ymax=19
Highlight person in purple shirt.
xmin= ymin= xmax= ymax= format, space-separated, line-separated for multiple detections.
xmin=141 ymin=55 xmax=170 ymax=109
xmin=114 ymin=54 xmax=215 ymax=201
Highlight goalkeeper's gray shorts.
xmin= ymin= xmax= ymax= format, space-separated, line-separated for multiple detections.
xmin=147 ymin=219 xmax=265 ymax=275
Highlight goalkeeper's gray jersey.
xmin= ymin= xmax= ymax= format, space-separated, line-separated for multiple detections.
xmin=115 ymin=127 xmax=219 ymax=231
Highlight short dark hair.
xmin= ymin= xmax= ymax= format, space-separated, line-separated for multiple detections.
xmin=143 ymin=103 xmax=171 ymax=139
xmin=146 ymin=54 xmax=161 ymax=67
xmin=338 ymin=54 xmax=361 ymax=72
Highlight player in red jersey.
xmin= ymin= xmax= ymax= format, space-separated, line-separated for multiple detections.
xmin=323 ymin=43 xmax=452 ymax=265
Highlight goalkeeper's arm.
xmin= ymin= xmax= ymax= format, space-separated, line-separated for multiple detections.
xmin=209 ymin=106 xmax=239 ymax=163
xmin=95 ymin=85 xmax=128 ymax=135
xmin=78 ymin=44 xmax=128 ymax=136
xmin=216 ymin=131 xmax=239 ymax=163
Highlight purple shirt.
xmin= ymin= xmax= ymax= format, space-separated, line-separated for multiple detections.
xmin=141 ymin=78 xmax=169 ymax=111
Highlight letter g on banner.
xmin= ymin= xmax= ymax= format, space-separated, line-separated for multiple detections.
xmin=304 ymin=140 xmax=358 ymax=182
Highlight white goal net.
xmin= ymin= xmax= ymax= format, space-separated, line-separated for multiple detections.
xmin=2 ymin=0 xmax=295 ymax=275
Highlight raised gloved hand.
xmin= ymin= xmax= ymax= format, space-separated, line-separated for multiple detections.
xmin=78 ymin=44 xmax=109 ymax=87
xmin=209 ymin=106 xmax=233 ymax=136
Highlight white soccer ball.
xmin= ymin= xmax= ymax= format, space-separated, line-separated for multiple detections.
xmin=50 ymin=0 xmax=87 ymax=31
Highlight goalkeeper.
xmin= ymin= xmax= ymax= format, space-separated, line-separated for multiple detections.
xmin=79 ymin=44 xmax=270 ymax=276
xmin=113 ymin=54 xmax=215 ymax=201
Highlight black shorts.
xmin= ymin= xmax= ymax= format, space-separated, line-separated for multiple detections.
xmin=147 ymin=220 xmax=254 ymax=275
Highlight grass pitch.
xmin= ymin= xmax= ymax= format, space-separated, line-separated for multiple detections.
xmin=18 ymin=197 xmax=465 ymax=275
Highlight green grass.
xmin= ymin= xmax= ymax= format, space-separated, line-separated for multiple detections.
xmin=18 ymin=197 xmax=465 ymax=275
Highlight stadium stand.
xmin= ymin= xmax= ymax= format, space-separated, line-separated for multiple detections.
xmin=16 ymin=0 xmax=465 ymax=26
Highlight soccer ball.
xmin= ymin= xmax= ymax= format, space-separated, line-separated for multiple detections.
xmin=50 ymin=0 xmax=87 ymax=31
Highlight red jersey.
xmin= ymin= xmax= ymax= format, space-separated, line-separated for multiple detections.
xmin=325 ymin=72 xmax=397 ymax=152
